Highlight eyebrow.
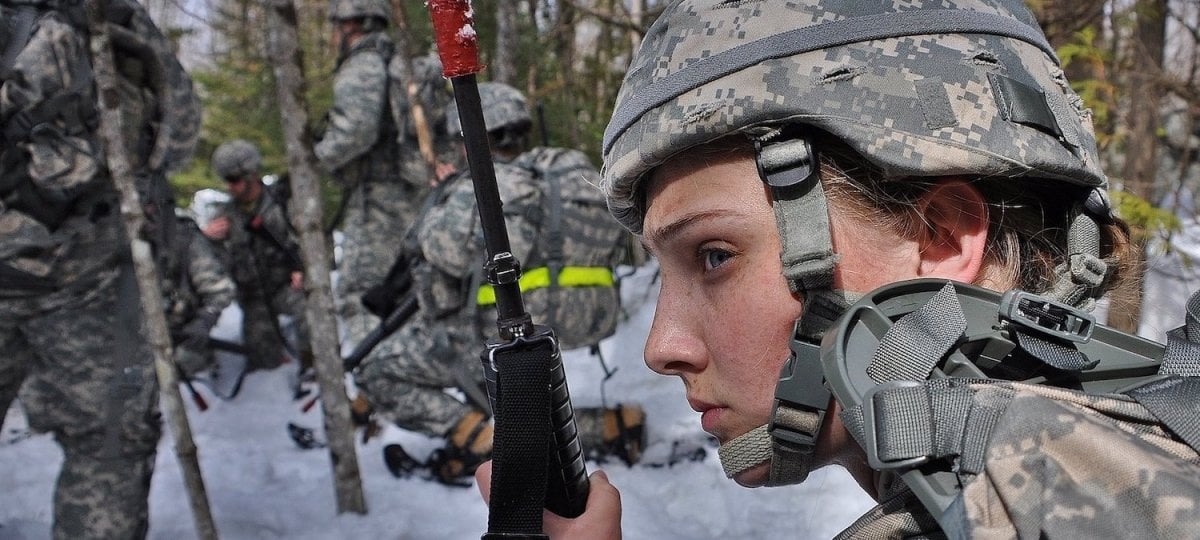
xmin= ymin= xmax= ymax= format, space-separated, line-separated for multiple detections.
xmin=643 ymin=209 xmax=741 ymax=252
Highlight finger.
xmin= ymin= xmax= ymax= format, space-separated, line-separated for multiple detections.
xmin=475 ymin=460 xmax=494 ymax=505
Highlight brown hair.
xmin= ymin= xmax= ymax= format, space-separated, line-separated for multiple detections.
xmin=816 ymin=140 xmax=1135 ymax=300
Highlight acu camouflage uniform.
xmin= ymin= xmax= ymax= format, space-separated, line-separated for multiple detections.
xmin=0 ymin=1 xmax=199 ymax=537
xmin=602 ymin=0 xmax=1200 ymax=538
xmin=356 ymin=149 xmax=626 ymax=452
xmin=316 ymin=29 xmax=457 ymax=357
xmin=209 ymin=182 xmax=309 ymax=370
xmin=159 ymin=216 xmax=236 ymax=377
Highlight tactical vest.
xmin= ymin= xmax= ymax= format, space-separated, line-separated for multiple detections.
xmin=335 ymin=32 xmax=402 ymax=185
xmin=0 ymin=0 xmax=198 ymax=296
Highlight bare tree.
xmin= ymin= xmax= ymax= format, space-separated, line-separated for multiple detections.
xmin=85 ymin=1 xmax=218 ymax=537
xmin=494 ymin=1 xmax=519 ymax=83
xmin=1109 ymin=0 xmax=1169 ymax=332
xmin=263 ymin=0 xmax=367 ymax=514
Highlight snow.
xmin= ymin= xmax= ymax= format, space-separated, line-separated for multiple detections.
xmin=0 ymin=263 xmax=875 ymax=540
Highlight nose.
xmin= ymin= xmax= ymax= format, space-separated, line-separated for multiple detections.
xmin=643 ymin=276 xmax=706 ymax=377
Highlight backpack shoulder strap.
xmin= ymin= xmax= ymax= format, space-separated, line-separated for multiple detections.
xmin=1126 ymin=288 xmax=1200 ymax=450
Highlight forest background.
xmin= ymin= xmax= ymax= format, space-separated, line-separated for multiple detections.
xmin=147 ymin=0 xmax=1200 ymax=353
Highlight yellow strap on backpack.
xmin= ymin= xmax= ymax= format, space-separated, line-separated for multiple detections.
xmin=476 ymin=266 xmax=614 ymax=306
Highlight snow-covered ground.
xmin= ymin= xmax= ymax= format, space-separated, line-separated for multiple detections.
xmin=0 ymin=264 xmax=875 ymax=540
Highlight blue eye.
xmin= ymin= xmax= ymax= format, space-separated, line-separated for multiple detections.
xmin=702 ymin=248 xmax=733 ymax=271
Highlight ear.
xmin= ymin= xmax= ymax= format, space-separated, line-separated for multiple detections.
xmin=915 ymin=179 xmax=988 ymax=282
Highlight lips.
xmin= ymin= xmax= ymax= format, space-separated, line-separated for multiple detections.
xmin=688 ymin=396 xmax=725 ymax=435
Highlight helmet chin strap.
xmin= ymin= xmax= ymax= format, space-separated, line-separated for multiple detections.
xmin=713 ymin=129 xmax=852 ymax=486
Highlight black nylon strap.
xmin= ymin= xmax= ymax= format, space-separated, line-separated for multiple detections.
xmin=485 ymin=346 xmax=552 ymax=538
xmin=1128 ymin=377 xmax=1200 ymax=452
xmin=544 ymin=161 xmax=564 ymax=328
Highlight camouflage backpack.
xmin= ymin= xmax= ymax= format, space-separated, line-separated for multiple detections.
xmin=509 ymin=147 xmax=625 ymax=350
xmin=387 ymin=51 xmax=453 ymax=157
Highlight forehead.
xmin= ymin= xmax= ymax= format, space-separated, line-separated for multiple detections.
xmin=642 ymin=147 xmax=767 ymax=245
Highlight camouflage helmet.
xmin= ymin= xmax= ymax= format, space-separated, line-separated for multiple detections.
xmin=600 ymin=0 xmax=1107 ymax=234
xmin=211 ymin=140 xmax=262 ymax=180
xmin=328 ymin=0 xmax=390 ymax=23
xmin=447 ymin=81 xmax=532 ymax=136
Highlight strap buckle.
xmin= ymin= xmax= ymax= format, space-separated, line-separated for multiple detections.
xmin=861 ymin=380 xmax=932 ymax=471
xmin=1000 ymin=290 xmax=1095 ymax=343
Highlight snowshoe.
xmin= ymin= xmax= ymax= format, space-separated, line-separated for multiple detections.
xmin=383 ymin=443 xmax=423 ymax=478
xmin=194 ymin=350 xmax=247 ymax=400
xmin=287 ymin=422 xmax=326 ymax=449
xmin=581 ymin=403 xmax=648 ymax=466
xmin=640 ymin=435 xmax=714 ymax=468
xmin=428 ymin=410 xmax=492 ymax=486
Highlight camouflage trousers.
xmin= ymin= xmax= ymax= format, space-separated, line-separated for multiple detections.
xmin=0 ymin=337 xmax=31 ymax=433
xmin=353 ymin=310 xmax=614 ymax=449
xmin=336 ymin=181 xmax=422 ymax=350
xmin=0 ymin=284 xmax=160 ymax=540
xmin=240 ymin=284 xmax=310 ymax=371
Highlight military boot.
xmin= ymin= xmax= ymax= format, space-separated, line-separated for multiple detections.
xmin=427 ymin=409 xmax=493 ymax=486
xmin=350 ymin=394 xmax=381 ymax=443
xmin=576 ymin=403 xmax=647 ymax=466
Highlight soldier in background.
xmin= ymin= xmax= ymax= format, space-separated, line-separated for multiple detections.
xmin=203 ymin=140 xmax=311 ymax=376
xmin=138 ymin=180 xmax=236 ymax=391
xmin=0 ymin=0 xmax=200 ymax=536
xmin=316 ymin=0 xmax=456 ymax=362
xmin=354 ymin=82 xmax=644 ymax=484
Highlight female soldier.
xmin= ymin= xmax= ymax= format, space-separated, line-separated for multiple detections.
xmin=479 ymin=0 xmax=1200 ymax=537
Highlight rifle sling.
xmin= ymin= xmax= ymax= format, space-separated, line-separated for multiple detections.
xmin=485 ymin=342 xmax=552 ymax=538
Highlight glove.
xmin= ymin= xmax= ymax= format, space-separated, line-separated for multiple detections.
xmin=174 ymin=345 xmax=210 ymax=378
xmin=361 ymin=282 xmax=397 ymax=318
xmin=178 ymin=310 xmax=219 ymax=353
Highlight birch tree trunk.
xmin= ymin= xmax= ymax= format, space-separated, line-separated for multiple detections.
xmin=263 ymin=0 xmax=367 ymax=514
xmin=494 ymin=1 xmax=518 ymax=84
xmin=84 ymin=1 xmax=218 ymax=538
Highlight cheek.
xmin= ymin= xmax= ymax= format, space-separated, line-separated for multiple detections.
xmin=710 ymin=274 xmax=799 ymax=412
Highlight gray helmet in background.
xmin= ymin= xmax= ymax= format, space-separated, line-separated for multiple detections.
xmin=328 ymin=0 xmax=390 ymax=24
xmin=447 ymin=81 xmax=532 ymax=137
xmin=601 ymin=0 xmax=1105 ymax=235
xmin=211 ymin=140 xmax=262 ymax=180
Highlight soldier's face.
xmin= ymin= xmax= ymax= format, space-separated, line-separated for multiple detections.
xmin=332 ymin=20 xmax=361 ymax=50
xmin=640 ymin=147 xmax=802 ymax=487
xmin=640 ymin=144 xmax=918 ymax=487
xmin=226 ymin=175 xmax=261 ymax=203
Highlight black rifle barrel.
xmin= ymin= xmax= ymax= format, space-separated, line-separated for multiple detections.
xmin=450 ymin=75 xmax=529 ymax=332
xmin=342 ymin=294 xmax=419 ymax=371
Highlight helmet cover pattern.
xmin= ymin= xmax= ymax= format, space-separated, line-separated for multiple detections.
xmin=600 ymin=0 xmax=1106 ymax=234
xmin=447 ymin=81 xmax=532 ymax=136
xmin=211 ymin=139 xmax=262 ymax=180
xmin=328 ymin=0 xmax=390 ymax=23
